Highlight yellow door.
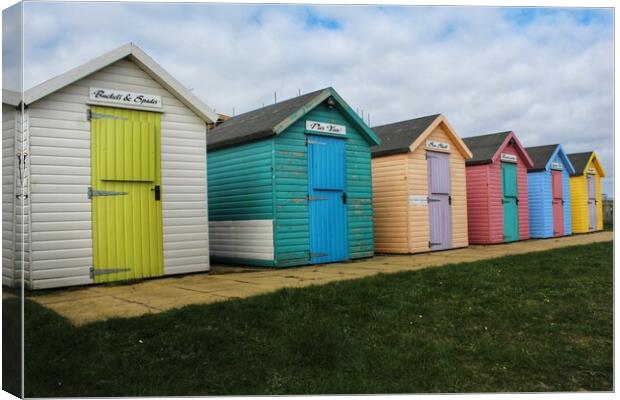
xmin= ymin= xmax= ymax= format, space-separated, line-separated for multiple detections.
xmin=90 ymin=106 xmax=163 ymax=283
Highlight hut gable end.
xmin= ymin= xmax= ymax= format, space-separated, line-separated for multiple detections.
xmin=17 ymin=47 xmax=213 ymax=289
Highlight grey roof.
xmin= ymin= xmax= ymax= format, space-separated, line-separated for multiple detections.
xmin=524 ymin=144 xmax=559 ymax=171
xmin=208 ymin=88 xmax=327 ymax=150
xmin=371 ymin=114 xmax=440 ymax=157
xmin=568 ymin=152 xmax=593 ymax=176
xmin=462 ymin=131 xmax=512 ymax=165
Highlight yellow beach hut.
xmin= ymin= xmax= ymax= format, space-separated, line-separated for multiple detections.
xmin=567 ymin=151 xmax=606 ymax=233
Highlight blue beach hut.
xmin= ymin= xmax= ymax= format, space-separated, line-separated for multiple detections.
xmin=525 ymin=144 xmax=575 ymax=238
xmin=206 ymin=87 xmax=380 ymax=267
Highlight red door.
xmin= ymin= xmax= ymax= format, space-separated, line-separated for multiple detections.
xmin=551 ymin=171 xmax=564 ymax=237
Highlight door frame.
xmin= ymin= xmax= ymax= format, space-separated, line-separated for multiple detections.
xmin=90 ymin=105 xmax=164 ymax=282
xmin=587 ymin=174 xmax=597 ymax=231
xmin=551 ymin=170 xmax=564 ymax=237
xmin=306 ymin=133 xmax=348 ymax=264
xmin=501 ymin=161 xmax=519 ymax=242
xmin=426 ymin=150 xmax=452 ymax=251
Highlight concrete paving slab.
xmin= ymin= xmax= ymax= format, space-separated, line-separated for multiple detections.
xmin=145 ymin=292 xmax=229 ymax=311
xmin=35 ymin=295 xmax=158 ymax=325
xmin=27 ymin=231 xmax=612 ymax=326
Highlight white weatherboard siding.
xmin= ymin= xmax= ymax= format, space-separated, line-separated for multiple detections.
xmin=2 ymin=104 xmax=15 ymax=286
xmin=209 ymin=220 xmax=274 ymax=261
xmin=27 ymin=58 xmax=209 ymax=289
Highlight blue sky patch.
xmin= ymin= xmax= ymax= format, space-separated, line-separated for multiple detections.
xmin=303 ymin=8 xmax=342 ymax=31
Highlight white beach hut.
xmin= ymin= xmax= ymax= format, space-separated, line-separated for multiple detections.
xmin=2 ymin=43 xmax=217 ymax=289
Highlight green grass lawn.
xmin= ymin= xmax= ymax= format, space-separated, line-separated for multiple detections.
xmin=7 ymin=241 xmax=613 ymax=396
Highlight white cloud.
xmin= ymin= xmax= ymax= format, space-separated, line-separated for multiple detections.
xmin=13 ymin=3 xmax=615 ymax=195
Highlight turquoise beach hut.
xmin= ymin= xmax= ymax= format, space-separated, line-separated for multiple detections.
xmin=207 ymin=87 xmax=380 ymax=267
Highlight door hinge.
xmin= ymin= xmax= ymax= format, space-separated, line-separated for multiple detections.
xmin=305 ymin=137 xmax=326 ymax=146
xmin=90 ymin=267 xmax=131 ymax=279
xmin=307 ymin=194 xmax=328 ymax=201
xmin=309 ymin=252 xmax=329 ymax=259
xmin=88 ymin=187 xmax=129 ymax=199
xmin=342 ymin=192 xmax=347 ymax=204
xmin=449 ymin=195 xmax=452 ymax=205
xmin=428 ymin=197 xmax=440 ymax=203
xmin=87 ymin=110 xmax=129 ymax=121
xmin=429 ymin=241 xmax=441 ymax=247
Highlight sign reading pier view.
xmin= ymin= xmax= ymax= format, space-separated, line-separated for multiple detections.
xmin=500 ymin=153 xmax=518 ymax=163
xmin=89 ymin=87 xmax=163 ymax=109
xmin=306 ymin=120 xmax=346 ymax=135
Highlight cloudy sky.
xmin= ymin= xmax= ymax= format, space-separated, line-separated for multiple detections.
xmin=3 ymin=2 xmax=614 ymax=195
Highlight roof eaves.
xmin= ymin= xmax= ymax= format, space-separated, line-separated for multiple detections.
xmin=590 ymin=152 xmax=606 ymax=177
xmin=127 ymin=44 xmax=218 ymax=123
xmin=272 ymin=89 xmax=331 ymax=135
xmin=329 ymin=88 xmax=380 ymax=146
xmin=371 ymin=147 xmax=410 ymax=158
xmin=545 ymin=144 xmax=576 ymax=175
xmin=465 ymin=159 xmax=493 ymax=166
xmin=2 ymin=89 xmax=21 ymax=107
xmin=433 ymin=115 xmax=473 ymax=159
xmin=207 ymin=128 xmax=275 ymax=151
xmin=22 ymin=42 xmax=218 ymax=123
xmin=490 ymin=131 xmax=534 ymax=168
xmin=23 ymin=43 xmax=133 ymax=105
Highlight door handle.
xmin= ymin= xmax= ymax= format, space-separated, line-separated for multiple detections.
xmin=151 ymin=185 xmax=161 ymax=201
xmin=342 ymin=192 xmax=347 ymax=204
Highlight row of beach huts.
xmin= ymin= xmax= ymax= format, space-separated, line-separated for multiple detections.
xmin=2 ymin=43 xmax=606 ymax=290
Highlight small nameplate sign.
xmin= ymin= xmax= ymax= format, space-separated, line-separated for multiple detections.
xmin=89 ymin=87 xmax=162 ymax=109
xmin=426 ymin=140 xmax=450 ymax=152
xmin=409 ymin=195 xmax=428 ymax=206
xmin=306 ymin=120 xmax=346 ymax=135
xmin=587 ymin=167 xmax=596 ymax=174
xmin=550 ymin=162 xmax=563 ymax=170
xmin=500 ymin=153 xmax=517 ymax=163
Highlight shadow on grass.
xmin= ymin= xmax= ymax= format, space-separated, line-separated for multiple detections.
xmin=3 ymin=296 xmax=22 ymax=397
xmin=21 ymin=241 xmax=613 ymax=396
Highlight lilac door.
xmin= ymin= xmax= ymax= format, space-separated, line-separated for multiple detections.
xmin=427 ymin=151 xmax=452 ymax=251
xmin=587 ymin=174 xmax=596 ymax=231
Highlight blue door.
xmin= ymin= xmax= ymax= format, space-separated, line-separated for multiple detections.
xmin=307 ymin=134 xmax=348 ymax=264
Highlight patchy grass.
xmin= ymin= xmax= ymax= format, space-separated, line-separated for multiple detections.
xmin=10 ymin=241 xmax=613 ymax=396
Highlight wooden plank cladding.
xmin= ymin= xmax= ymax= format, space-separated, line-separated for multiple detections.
xmin=372 ymin=114 xmax=472 ymax=254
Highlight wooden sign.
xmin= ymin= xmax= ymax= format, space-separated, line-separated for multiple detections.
xmin=550 ymin=162 xmax=563 ymax=170
xmin=426 ymin=140 xmax=450 ymax=152
xmin=409 ymin=195 xmax=427 ymax=206
xmin=500 ymin=153 xmax=518 ymax=163
xmin=89 ymin=87 xmax=162 ymax=109
xmin=306 ymin=120 xmax=346 ymax=135
xmin=587 ymin=167 xmax=596 ymax=174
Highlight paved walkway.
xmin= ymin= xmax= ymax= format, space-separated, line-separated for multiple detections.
xmin=30 ymin=231 xmax=612 ymax=326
